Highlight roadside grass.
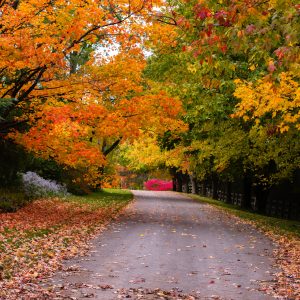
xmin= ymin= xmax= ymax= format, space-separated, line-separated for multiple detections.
xmin=0 ymin=188 xmax=133 ymax=298
xmin=66 ymin=188 xmax=133 ymax=209
xmin=188 ymin=194 xmax=300 ymax=238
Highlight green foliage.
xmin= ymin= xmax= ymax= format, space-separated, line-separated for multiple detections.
xmin=157 ymin=130 xmax=181 ymax=151
xmin=68 ymin=42 xmax=94 ymax=74
xmin=144 ymin=0 xmax=300 ymax=185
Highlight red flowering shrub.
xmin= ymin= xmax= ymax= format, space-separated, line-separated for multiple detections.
xmin=144 ymin=179 xmax=173 ymax=191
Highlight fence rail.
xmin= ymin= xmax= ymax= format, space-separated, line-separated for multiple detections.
xmin=172 ymin=171 xmax=300 ymax=221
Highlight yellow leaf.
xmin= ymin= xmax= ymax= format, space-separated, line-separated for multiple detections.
xmin=249 ymin=65 xmax=256 ymax=71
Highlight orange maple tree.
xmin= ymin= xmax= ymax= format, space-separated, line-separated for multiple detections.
xmin=0 ymin=0 xmax=185 ymax=184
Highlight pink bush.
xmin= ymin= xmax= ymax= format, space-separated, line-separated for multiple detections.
xmin=144 ymin=179 xmax=173 ymax=191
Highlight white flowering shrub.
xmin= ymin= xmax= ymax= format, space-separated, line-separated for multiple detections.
xmin=21 ymin=171 xmax=69 ymax=199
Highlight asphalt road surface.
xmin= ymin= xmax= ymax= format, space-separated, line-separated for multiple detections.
xmin=48 ymin=190 xmax=277 ymax=299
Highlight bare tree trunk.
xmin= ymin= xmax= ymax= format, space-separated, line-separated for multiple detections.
xmin=190 ymin=175 xmax=197 ymax=194
xmin=241 ymin=173 xmax=252 ymax=209
xmin=225 ymin=181 xmax=232 ymax=204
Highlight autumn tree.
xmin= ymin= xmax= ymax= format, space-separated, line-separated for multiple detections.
xmin=0 ymin=0 xmax=187 ymax=186
xmin=0 ymin=0 xmax=145 ymax=129
xmin=142 ymin=0 xmax=300 ymax=209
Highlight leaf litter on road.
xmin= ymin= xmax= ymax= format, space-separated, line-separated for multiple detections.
xmin=0 ymin=197 xmax=130 ymax=300
xmin=115 ymin=287 xmax=204 ymax=299
xmin=201 ymin=204 xmax=300 ymax=299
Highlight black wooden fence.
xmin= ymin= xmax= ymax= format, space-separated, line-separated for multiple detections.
xmin=172 ymin=171 xmax=300 ymax=221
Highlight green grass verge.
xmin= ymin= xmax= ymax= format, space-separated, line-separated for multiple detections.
xmin=66 ymin=188 xmax=133 ymax=209
xmin=188 ymin=194 xmax=300 ymax=239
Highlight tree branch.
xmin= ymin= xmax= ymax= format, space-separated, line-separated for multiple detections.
xmin=65 ymin=0 xmax=147 ymax=53
xmin=18 ymin=66 xmax=46 ymax=101
xmin=156 ymin=15 xmax=177 ymax=26
xmin=103 ymin=138 xmax=122 ymax=156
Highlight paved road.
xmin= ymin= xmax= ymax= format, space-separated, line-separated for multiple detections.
xmin=48 ymin=191 xmax=277 ymax=299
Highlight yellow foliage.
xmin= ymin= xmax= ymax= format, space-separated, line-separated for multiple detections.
xmin=120 ymin=133 xmax=167 ymax=170
xmin=233 ymin=73 xmax=300 ymax=132
xmin=165 ymin=146 xmax=188 ymax=170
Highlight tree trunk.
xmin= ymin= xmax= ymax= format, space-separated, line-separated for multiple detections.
xmin=212 ymin=175 xmax=218 ymax=199
xmin=190 ymin=175 xmax=197 ymax=194
xmin=241 ymin=173 xmax=252 ymax=209
xmin=256 ymin=185 xmax=269 ymax=214
xmin=172 ymin=177 xmax=176 ymax=191
xmin=225 ymin=181 xmax=232 ymax=204
xmin=176 ymin=172 xmax=183 ymax=192
xmin=201 ymin=181 xmax=207 ymax=196
xmin=182 ymin=173 xmax=189 ymax=193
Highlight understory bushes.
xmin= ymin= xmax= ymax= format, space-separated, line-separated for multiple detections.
xmin=21 ymin=171 xmax=69 ymax=199
xmin=0 ymin=172 xmax=69 ymax=212
xmin=0 ymin=140 xmax=96 ymax=212
xmin=144 ymin=179 xmax=173 ymax=191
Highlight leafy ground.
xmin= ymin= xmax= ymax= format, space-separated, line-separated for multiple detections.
xmin=0 ymin=188 xmax=133 ymax=299
xmin=189 ymin=194 xmax=300 ymax=299
xmin=45 ymin=190 xmax=279 ymax=300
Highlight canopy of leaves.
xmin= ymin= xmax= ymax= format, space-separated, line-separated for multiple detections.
xmin=141 ymin=0 xmax=300 ymax=184
xmin=0 ymin=0 xmax=186 ymax=185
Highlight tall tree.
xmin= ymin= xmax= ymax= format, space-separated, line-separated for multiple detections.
xmin=0 ymin=0 xmax=186 ymax=185
xmin=143 ymin=0 xmax=300 ymax=186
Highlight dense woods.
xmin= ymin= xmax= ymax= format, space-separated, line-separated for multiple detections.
xmin=0 ymin=0 xmax=299 ymax=213
xmin=122 ymin=0 xmax=300 ymax=220
xmin=0 ymin=1 xmax=300 ymax=299
xmin=0 ymin=0 xmax=185 ymax=198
